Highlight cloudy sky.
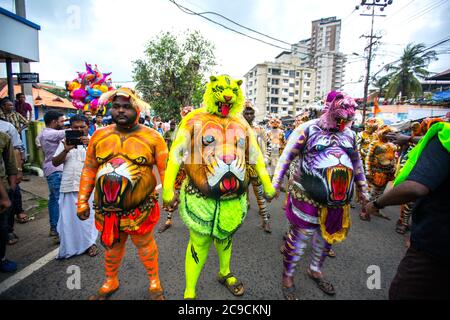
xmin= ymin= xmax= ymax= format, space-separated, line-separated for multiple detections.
xmin=1 ymin=0 xmax=449 ymax=98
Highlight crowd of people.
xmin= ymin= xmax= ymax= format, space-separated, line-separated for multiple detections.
xmin=0 ymin=81 xmax=449 ymax=300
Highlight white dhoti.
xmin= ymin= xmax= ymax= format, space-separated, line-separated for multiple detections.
xmin=57 ymin=192 xmax=97 ymax=259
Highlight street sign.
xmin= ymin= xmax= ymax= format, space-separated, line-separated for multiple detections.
xmin=14 ymin=72 xmax=39 ymax=84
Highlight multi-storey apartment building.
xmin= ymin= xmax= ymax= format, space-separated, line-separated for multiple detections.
xmin=244 ymin=52 xmax=316 ymax=122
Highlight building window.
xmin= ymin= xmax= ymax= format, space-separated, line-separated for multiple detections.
xmin=249 ymin=90 xmax=252 ymax=95
xmin=295 ymin=90 xmax=299 ymax=95
xmin=304 ymin=91 xmax=310 ymax=96
xmin=249 ymin=72 xmax=253 ymax=78
xmin=272 ymin=68 xmax=281 ymax=76
xmin=289 ymin=83 xmax=295 ymax=87
xmin=282 ymin=107 xmax=287 ymax=111
xmin=249 ymin=81 xmax=253 ymax=87
xmin=289 ymin=102 xmax=294 ymax=105
xmin=271 ymin=107 xmax=278 ymax=113
xmin=267 ymin=87 xmax=270 ymax=92
xmin=282 ymin=98 xmax=288 ymax=102
xmin=305 ymin=81 xmax=310 ymax=87
xmin=289 ymin=70 xmax=295 ymax=78
xmin=271 ymin=97 xmax=279 ymax=104
xmin=296 ymin=72 xmax=300 ymax=77
xmin=296 ymin=81 xmax=300 ymax=86
xmin=272 ymin=79 xmax=279 ymax=85
xmin=267 ymin=77 xmax=271 ymax=83
xmin=284 ymin=69 xmax=289 ymax=75
xmin=305 ymin=72 xmax=311 ymax=78
xmin=283 ymin=79 xmax=289 ymax=84
xmin=283 ymin=88 xmax=289 ymax=93
xmin=268 ymin=68 xmax=272 ymax=74
xmin=289 ymin=93 xmax=294 ymax=97
xmin=271 ymin=88 xmax=279 ymax=94
xmin=288 ymin=111 xmax=294 ymax=115
xmin=254 ymin=88 xmax=257 ymax=94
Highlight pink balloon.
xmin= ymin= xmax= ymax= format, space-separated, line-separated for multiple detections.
xmin=90 ymin=99 xmax=99 ymax=109
xmin=72 ymin=88 xmax=88 ymax=99
xmin=72 ymin=99 xmax=85 ymax=110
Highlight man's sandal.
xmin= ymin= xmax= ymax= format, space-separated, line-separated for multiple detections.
xmin=327 ymin=248 xmax=336 ymax=258
xmin=217 ymin=273 xmax=245 ymax=296
xmin=307 ymin=269 xmax=335 ymax=296
xmin=149 ymin=289 xmax=165 ymax=300
xmin=88 ymin=287 xmax=119 ymax=300
xmin=359 ymin=212 xmax=371 ymax=221
xmin=88 ymin=280 xmax=119 ymax=300
xmin=282 ymin=285 xmax=299 ymax=300
xmin=87 ymin=245 xmax=99 ymax=257
xmin=16 ymin=214 xmax=30 ymax=224
xmin=158 ymin=220 xmax=172 ymax=233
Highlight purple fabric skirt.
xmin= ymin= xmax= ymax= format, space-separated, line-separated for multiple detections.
xmin=286 ymin=195 xmax=344 ymax=235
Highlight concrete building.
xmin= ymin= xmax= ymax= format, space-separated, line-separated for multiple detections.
xmin=244 ymin=52 xmax=316 ymax=122
xmin=309 ymin=16 xmax=346 ymax=99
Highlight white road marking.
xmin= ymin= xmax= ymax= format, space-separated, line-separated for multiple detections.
xmin=0 ymin=184 xmax=164 ymax=295
xmin=0 ymin=248 xmax=59 ymax=296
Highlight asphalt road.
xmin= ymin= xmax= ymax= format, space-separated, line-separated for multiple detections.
xmin=0 ymin=184 xmax=408 ymax=300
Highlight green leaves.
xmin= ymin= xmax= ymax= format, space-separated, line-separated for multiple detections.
xmin=381 ymin=43 xmax=437 ymax=100
xmin=132 ymin=31 xmax=216 ymax=121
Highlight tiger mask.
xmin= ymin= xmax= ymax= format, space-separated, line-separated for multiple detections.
xmin=204 ymin=75 xmax=244 ymax=118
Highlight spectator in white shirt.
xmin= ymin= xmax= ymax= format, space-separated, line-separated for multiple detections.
xmin=52 ymin=114 xmax=98 ymax=259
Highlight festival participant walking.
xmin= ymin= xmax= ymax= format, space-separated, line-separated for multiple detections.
xmin=38 ymin=111 xmax=66 ymax=238
xmin=243 ymin=101 xmax=272 ymax=233
xmin=77 ymin=88 xmax=168 ymax=300
xmin=365 ymin=121 xmax=450 ymax=300
xmin=272 ymin=93 xmax=369 ymax=300
xmin=163 ymin=75 xmax=275 ymax=299
xmin=52 ymin=115 xmax=98 ymax=259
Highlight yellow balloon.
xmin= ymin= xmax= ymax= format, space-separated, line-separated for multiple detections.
xmin=69 ymin=82 xmax=81 ymax=91
xmin=93 ymin=84 xmax=101 ymax=90
xmin=99 ymin=85 xmax=109 ymax=93
xmin=84 ymin=104 xmax=90 ymax=111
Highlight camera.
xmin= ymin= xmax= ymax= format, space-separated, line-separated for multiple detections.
xmin=65 ymin=130 xmax=84 ymax=146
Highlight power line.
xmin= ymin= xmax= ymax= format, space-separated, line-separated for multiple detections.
xmin=384 ymin=0 xmax=416 ymax=21
xmin=168 ymin=0 xmax=293 ymax=51
xmin=399 ymin=0 xmax=448 ymax=24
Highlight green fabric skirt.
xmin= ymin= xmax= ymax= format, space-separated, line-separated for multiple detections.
xmin=179 ymin=179 xmax=248 ymax=240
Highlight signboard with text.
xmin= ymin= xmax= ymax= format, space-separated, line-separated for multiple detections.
xmin=14 ymin=72 xmax=39 ymax=84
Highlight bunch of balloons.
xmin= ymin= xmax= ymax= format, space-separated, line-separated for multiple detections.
xmin=66 ymin=63 xmax=114 ymax=114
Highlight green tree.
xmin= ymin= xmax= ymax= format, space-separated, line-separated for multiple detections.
xmin=133 ymin=31 xmax=216 ymax=121
xmin=372 ymin=75 xmax=390 ymax=98
xmin=384 ymin=43 xmax=437 ymax=100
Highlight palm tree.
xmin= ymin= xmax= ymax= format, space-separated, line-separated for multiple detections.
xmin=384 ymin=43 xmax=437 ymax=100
xmin=372 ymin=75 xmax=390 ymax=97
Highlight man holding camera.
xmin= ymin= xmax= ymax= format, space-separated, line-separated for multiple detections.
xmin=38 ymin=111 xmax=66 ymax=239
xmin=52 ymin=115 xmax=98 ymax=259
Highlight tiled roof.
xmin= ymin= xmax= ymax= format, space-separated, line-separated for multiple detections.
xmin=0 ymin=80 xmax=75 ymax=109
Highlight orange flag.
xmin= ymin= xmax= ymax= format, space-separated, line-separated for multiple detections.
xmin=373 ymin=97 xmax=381 ymax=117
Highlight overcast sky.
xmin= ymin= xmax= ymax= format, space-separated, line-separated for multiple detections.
xmin=1 ymin=0 xmax=449 ymax=98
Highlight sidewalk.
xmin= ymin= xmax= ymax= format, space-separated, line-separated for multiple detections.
xmin=20 ymin=175 xmax=48 ymax=199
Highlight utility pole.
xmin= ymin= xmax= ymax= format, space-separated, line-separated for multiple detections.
xmin=356 ymin=0 xmax=393 ymax=123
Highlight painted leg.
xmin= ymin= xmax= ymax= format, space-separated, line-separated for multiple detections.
xmin=184 ymin=230 xmax=212 ymax=299
xmin=308 ymin=229 xmax=335 ymax=295
xmin=214 ymin=237 xmax=244 ymax=296
xmin=283 ymin=225 xmax=314 ymax=278
xmin=252 ymin=182 xmax=271 ymax=233
xmin=92 ymin=232 xmax=127 ymax=299
xmin=282 ymin=225 xmax=314 ymax=300
xmin=130 ymin=232 xmax=164 ymax=299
